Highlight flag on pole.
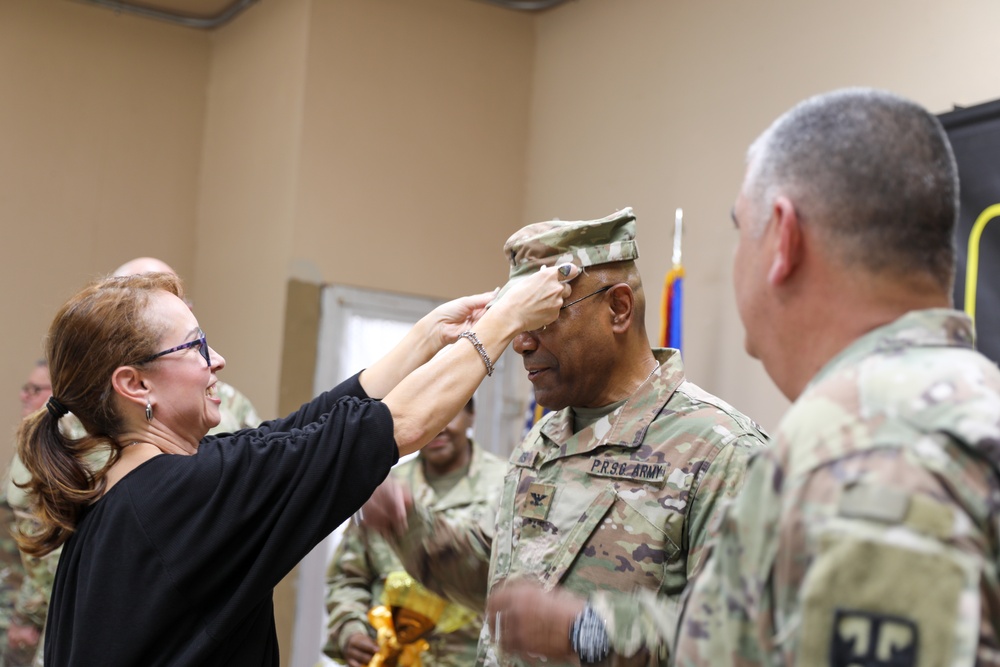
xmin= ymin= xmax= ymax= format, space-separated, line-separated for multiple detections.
xmin=660 ymin=208 xmax=684 ymax=350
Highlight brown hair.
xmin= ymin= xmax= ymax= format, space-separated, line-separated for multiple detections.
xmin=16 ymin=272 xmax=183 ymax=556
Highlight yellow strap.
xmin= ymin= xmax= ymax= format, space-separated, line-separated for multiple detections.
xmin=964 ymin=203 xmax=1000 ymax=324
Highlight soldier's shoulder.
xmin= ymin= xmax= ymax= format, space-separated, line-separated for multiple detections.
xmin=783 ymin=343 xmax=1000 ymax=467
xmin=475 ymin=453 xmax=510 ymax=490
xmin=216 ymin=381 xmax=262 ymax=429
xmin=669 ymin=380 xmax=769 ymax=446
xmin=476 ymin=446 xmax=508 ymax=468
xmin=390 ymin=456 xmax=421 ymax=478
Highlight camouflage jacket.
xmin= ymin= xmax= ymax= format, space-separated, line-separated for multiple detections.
xmin=391 ymin=348 xmax=768 ymax=666
xmin=209 ymin=381 xmax=261 ymax=435
xmin=674 ymin=309 xmax=1000 ymax=667
xmin=324 ymin=441 xmax=506 ymax=667
xmin=4 ymin=381 xmax=259 ymax=665
xmin=3 ymin=414 xmax=86 ymax=635
xmin=0 ymin=487 xmax=24 ymax=631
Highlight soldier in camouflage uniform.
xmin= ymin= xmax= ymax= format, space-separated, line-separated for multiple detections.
xmin=0 ymin=492 xmax=24 ymax=664
xmin=364 ymin=209 xmax=768 ymax=666
xmin=0 ymin=494 xmax=25 ymax=667
xmin=5 ymin=416 xmax=84 ymax=667
xmin=673 ymin=88 xmax=1000 ymax=666
xmin=10 ymin=257 xmax=262 ymax=667
xmin=324 ymin=398 xmax=506 ymax=666
xmin=1 ymin=362 xmax=54 ymax=667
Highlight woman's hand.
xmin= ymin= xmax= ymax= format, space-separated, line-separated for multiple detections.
xmin=359 ymin=291 xmax=492 ymax=398
xmin=428 ymin=291 xmax=495 ymax=348
xmin=425 ymin=262 xmax=580 ymax=348
xmin=379 ymin=262 xmax=580 ymax=456
xmin=491 ymin=263 xmax=580 ymax=334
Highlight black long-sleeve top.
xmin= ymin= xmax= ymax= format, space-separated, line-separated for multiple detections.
xmin=45 ymin=373 xmax=398 ymax=666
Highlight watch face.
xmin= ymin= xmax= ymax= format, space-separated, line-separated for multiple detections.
xmin=573 ymin=605 xmax=610 ymax=664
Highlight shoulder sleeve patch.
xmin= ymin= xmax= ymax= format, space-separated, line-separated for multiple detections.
xmin=798 ymin=537 xmax=966 ymax=667
xmin=830 ymin=610 xmax=917 ymax=667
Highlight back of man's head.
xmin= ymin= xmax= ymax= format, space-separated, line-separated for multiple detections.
xmin=113 ymin=257 xmax=177 ymax=278
xmin=746 ymin=88 xmax=958 ymax=289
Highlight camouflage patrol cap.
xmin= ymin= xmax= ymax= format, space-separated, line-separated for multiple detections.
xmin=491 ymin=207 xmax=638 ymax=305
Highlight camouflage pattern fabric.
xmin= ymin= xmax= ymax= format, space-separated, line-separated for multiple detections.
xmin=2 ymin=414 xmax=85 ymax=667
xmin=324 ymin=441 xmax=506 ymax=667
xmin=490 ymin=207 xmax=638 ymax=306
xmin=209 ymin=381 xmax=261 ymax=435
xmin=4 ymin=381 xmax=259 ymax=667
xmin=0 ymin=487 xmax=24 ymax=634
xmin=7 ymin=439 xmax=80 ymax=633
xmin=673 ymin=309 xmax=1000 ymax=667
xmin=389 ymin=349 xmax=768 ymax=666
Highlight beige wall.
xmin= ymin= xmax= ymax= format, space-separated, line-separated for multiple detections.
xmin=1 ymin=0 xmax=534 ymax=662
xmin=526 ymin=0 xmax=1000 ymax=430
xmin=0 ymin=0 xmax=209 ymax=444
xmin=195 ymin=0 xmax=312 ymax=427
xmin=196 ymin=0 xmax=535 ymax=421
xmin=6 ymin=0 xmax=997 ymax=456
xmin=0 ymin=0 xmax=534 ymax=439
xmin=194 ymin=1 xmax=314 ymax=660
xmin=293 ymin=0 xmax=534 ymax=296
xmin=2 ymin=0 xmax=1000 ymax=662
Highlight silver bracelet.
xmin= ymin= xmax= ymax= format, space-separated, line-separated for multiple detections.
xmin=457 ymin=331 xmax=494 ymax=377
xmin=570 ymin=603 xmax=610 ymax=664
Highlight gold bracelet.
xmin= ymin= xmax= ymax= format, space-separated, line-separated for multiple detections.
xmin=458 ymin=331 xmax=494 ymax=377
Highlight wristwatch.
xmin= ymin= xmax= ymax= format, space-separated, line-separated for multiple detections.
xmin=569 ymin=603 xmax=610 ymax=664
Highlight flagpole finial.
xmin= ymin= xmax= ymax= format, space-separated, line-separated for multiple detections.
xmin=673 ymin=208 xmax=684 ymax=266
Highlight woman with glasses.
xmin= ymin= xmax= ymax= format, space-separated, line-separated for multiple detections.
xmin=14 ymin=266 xmax=577 ymax=667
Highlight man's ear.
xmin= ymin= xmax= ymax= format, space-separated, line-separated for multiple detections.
xmin=608 ymin=284 xmax=635 ymax=334
xmin=111 ymin=365 xmax=149 ymax=410
xmin=768 ymin=196 xmax=804 ymax=286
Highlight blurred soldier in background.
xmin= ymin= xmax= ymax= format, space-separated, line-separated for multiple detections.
xmin=0 ymin=362 xmax=65 ymax=667
xmin=323 ymin=398 xmax=505 ymax=667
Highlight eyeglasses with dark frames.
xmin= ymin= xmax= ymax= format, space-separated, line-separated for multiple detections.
xmin=560 ymin=284 xmax=614 ymax=310
xmin=136 ymin=329 xmax=210 ymax=367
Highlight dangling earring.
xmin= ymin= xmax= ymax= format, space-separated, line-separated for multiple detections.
xmin=145 ymin=399 xmax=153 ymax=422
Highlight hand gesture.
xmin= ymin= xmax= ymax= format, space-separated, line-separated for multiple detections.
xmin=492 ymin=263 xmax=580 ymax=333
xmin=427 ymin=291 xmax=494 ymax=347
xmin=343 ymin=631 xmax=378 ymax=667
xmin=356 ymin=476 xmax=413 ymax=538
xmin=486 ymin=579 xmax=586 ymax=662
